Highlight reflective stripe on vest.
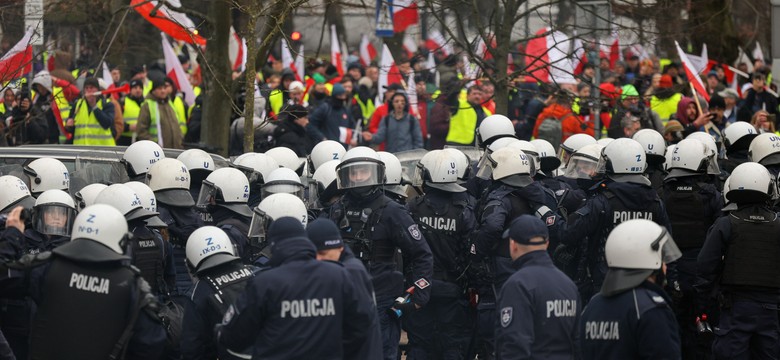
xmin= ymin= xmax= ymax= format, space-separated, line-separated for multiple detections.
xmin=122 ymin=98 xmax=141 ymax=137
xmin=73 ymin=98 xmax=116 ymax=146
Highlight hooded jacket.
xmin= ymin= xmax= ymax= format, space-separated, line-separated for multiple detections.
xmin=370 ymin=91 xmax=424 ymax=152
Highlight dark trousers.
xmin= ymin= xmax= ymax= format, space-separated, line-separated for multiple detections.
xmin=713 ymin=300 xmax=780 ymax=360
xmin=377 ymin=296 xmax=401 ymax=360
xmin=404 ymin=282 xmax=470 ymax=360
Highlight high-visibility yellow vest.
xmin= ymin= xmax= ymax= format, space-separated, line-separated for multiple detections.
xmin=650 ymin=93 xmax=682 ymax=123
xmin=145 ymin=99 xmax=187 ymax=142
xmin=445 ymin=99 xmax=492 ymax=145
xmin=269 ymin=89 xmax=284 ymax=115
xmin=53 ymin=87 xmax=72 ymax=143
xmin=122 ymin=98 xmax=141 ymax=138
xmin=72 ymin=98 xmax=116 ymax=146
xmin=355 ymin=95 xmax=375 ymax=126
xmin=143 ymin=81 xmax=153 ymax=96
xmin=171 ymin=96 xmax=188 ymax=136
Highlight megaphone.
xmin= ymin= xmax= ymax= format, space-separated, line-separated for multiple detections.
xmin=84 ymin=83 xmax=130 ymax=97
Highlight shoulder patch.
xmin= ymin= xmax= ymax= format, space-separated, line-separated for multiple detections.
xmin=546 ymin=215 xmax=556 ymax=226
xmin=414 ymin=278 xmax=430 ymax=289
xmin=651 ymin=295 xmax=666 ymax=304
xmin=500 ymin=307 xmax=513 ymax=327
xmin=408 ymin=224 xmax=422 ymax=240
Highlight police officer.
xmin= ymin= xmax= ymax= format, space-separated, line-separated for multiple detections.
xmin=580 ymin=219 xmax=682 ymax=359
xmin=181 ymin=226 xmax=258 ymax=360
xmin=323 ymin=146 xmax=434 ymax=360
xmin=405 ymin=150 xmax=476 ymax=359
xmin=94 ymin=184 xmax=176 ymax=297
xmin=696 ymin=162 xmax=780 ymax=359
xmin=378 ymin=151 xmax=408 ymax=203
xmin=217 ymin=217 xmax=375 ymax=359
xmin=633 ymin=129 xmax=668 ymax=191
xmin=306 ymin=218 xmax=383 ymax=360
xmin=22 ymin=157 xmax=70 ymax=197
xmin=307 ymin=140 xmax=346 ymax=177
xmin=472 ymin=146 xmax=562 ymax=357
xmin=467 ymin=137 xmax=522 ymax=200
xmin=248 ymin=193 xmax=309 ymax=265
xmin=231 ymin=152 xmax=279 ymax=208
xmin=477 ymin=114 xmax=517 ymax=148
xmin=0 ymin=204 xmax=167 ymax=359
xmin=687 ymin=132 xmax=724 ymax=187
xmin=196 ymin=167 xmax=253 ymax=263
xmin=308 ymin=160 xmax=341 ymax=216
xmin=660 ymin=138 xmax=723 ymax=359
xmin=73 ymin=183 xmax=107 ymax=212
xmin=557 ymin=134 xmax=597 ymax=174
xmin=496 ymin=215 xmax=579 ymax=359
xmin=122 ymin=140 xmax=166 ymax=182
xmin=720 ymin=122 xmax=757 ymax=175
xmin=261 ymin=167 xmax=305 ymax=200
xmin=441 ymin=148 xmax=474 ymax=185
xmin=266 ymin=146 xmax=305 ymax=174
xmin=178 ymin=148 xmax=215 ymax=224
xmin=146 ymin=158 xmax=203 ymax=295
xmin=0 ymin=175 xmax=36 ymax=215
xmin=564 ymin=138 xmax=672 ymax=302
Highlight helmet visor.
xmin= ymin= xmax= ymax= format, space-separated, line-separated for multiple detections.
xmin=233 ymin=164 xmax=263 ymax=184
xmin=412 ymin=162 xmax=426 ymax=187
xmin=336 ymin=161 xmax=385 ymax=190
xmin=196 ymin=180 xmax=218 ymax=210
xmin=248 ymin=207 xmax=272 ymax=241
xmin=475 ymin=152 xmax=497 ymax=180
xmin=706 ymin=153 xmax=721 ymax=176
xmin=34 ymin=205 xmax=75 ymax=236
xmin=654 ymin=229 xmax=682 ymax=264
xmin=557 ymin=147 xmax=574 ymax=167
xmin=261 ymin=181 xmax=304 ymax=200
xmin=563 ymin=156 xmax=600 ymax=180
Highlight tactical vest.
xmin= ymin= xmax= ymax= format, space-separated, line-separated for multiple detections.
xmin=661 ymin=181 xmax=712 ymax=249
xmin=481 ymin=192 xmax=533 ymax=258
xmin=218 ymin=217 xmax=251 ymax=259
xmin=201 ymin=264 xmax=257 ymax=314
xmin=72 ymin=98 xmax=116 ymax=146
xmin=336 ymin=195 xmax=394 ymax=266
xmin=130 ymin=226 xmax=167 ymax=295
xmin=29 ymin=257 xmax=133 ymax=359
xmin=604 ymin=190 xmax=660 ymax=230
xmin=722 ymin=206 xmax=780 ymax=289
xmin=408 ymin=195 xmax=467 ymax=282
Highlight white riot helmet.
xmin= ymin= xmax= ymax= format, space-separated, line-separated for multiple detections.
xmin=723 ymin=121 xmax=758 ymax=150
xmin=177 ymin=149 xmax=215 ymax=173
xmin=441 ymin=148 xmax=472 ymax=182
xmin=24 ymin=157 xmax=69 ymax=196
xmin=664 ymin=145 xmax=676 ymax=171
xmin=530 ymin=139 xmax=561 ymax=174
xmin=309 ymin=160 xmax=341 ymax=208
xmin=186 ymin=226 xmax=238 ymax=272
xmin=378 ymin=151 xmax=407 ymax=198
xmin=71 ymin=204 xmax=129 ymax=254
xmin=414 ymin=150 xmax=466 ymax=193
xmin=308 ymin=141 xmax=346 ymax=176
xmin=122 ymin=140 xmax=165 ymax=179
xmin=506 ymin=140 xmax=540 ymax=171
xmin=145 ymin=158 xmax=194 ymax=207
xmin=477 ymin=147 xmax=535 ymax=187
xmin=749 ymin=133 xmax=780 ymax=166
xmin=233 ymin=153 xmax=279 ymax=184
xmin=602 ymin=219 xmax=681 ymax=296
xmin=559 ymin=134 xmax=597 ymax=165
xmin=686 ymin=132 xmax=721 ymax=175
xmin=632 ymin=129 xmax=666 ymax=164
xmin=0 ymin=175 xmax=36 ymax=213
xmin=563 ymin=144 xmax=604 ymax=180
xmin=722 ymin=176 xmax=737 ymax=212
xmin=33 ymin=189 xmax=76 ymax=236
xmin=475 ymin=138 xmax=520 ymax=178
xmin=74 ymin=183 xmax=108 ymax=213
xmin=727 ymin=162 xmax=775 ymax=204
xmin=596 ymin=138 xmax=647 ymax=184
xmin=124 ymin=181 xmax=167 ymax=228
xmin=232 ymin=152 xmax=255 ymax=165
xmin=265 ymin=147 xmax=303 ymax=174
xmin=249 ymin=193 xmax=308 ymax=241
xmin=262 ymin=168 xmax=304 ymax=200
xmin=197 ymin=168 xmax=252 ymax=217
xmin=94 ymin=184 xmax=157 ymax=222
xmin=478 ymin=114 xmax=516 ymax=147
xmin=596 ymin=138 xmax=615 ymax=147
xmin=336 ymin=146 xmax=386 ymax=192
xmin=665 ymin=138 xmax=710 ymax=178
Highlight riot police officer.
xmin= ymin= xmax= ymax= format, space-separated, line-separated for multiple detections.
xmin=0 ymin=175 xmax=36 ymax=215
xmin=477 ymin=114 xmax=517 ymax=148
xmin=322 ymin=146 xmax=433 ymax=360
xmin=196 ymin=167 xmax=253 ymax=263
xmin=23 ymin=157 xmax=70 ymax=197
xmin=564 ymin=138 xmax=672 ymax=302
xmin=122 ymin=140 xmax=166 ymax=181
xmin=261 ymin=168 xmax=305 ymax=200
xmin=405 ymin=150 xmax=476 ymax=359
xmin=307 ymin=140 xmax=346 ymax=177
xmin=266 ymin=146 xmax=304 ymax=174
xmin=308 ymin=160 xmax=341 ymax=217
xmin=557 ymin=134 xmax=597 ymax=174
xmin=181 ymin=226 xmax=258 ymax=360
xmin=660 ymin=138 xmax=723 ymax=359
xmin=633 ymin=129 xmax=668 ymax=191
xmin=179 ymin=148 xmax=216 ymax=225
xmin=0 ymin=204 xmax=167 ymax=359
xmin=580 ymin=219 xmax=682 ymax=359
xmin=231 ymin=152 xmax=279 ymax=208
xmin=73 ymin=183 xmax=107 ymax=212
xmin=441 ymin=148 xmax=473 ymax=185
xmin=217 ymin=217 xmax=375 ymax=359
xmin=696 ymin=162 xmax=780 ymax=359
xmin=248 ymin=192 xmax=309 ymax=265
xmin=378 ymin=151 xmax=408 ymax=203
xmin=496 ymin=215 xmax=580 ymax=359
xmin=720 ymin=122 xmax=757 ymax=175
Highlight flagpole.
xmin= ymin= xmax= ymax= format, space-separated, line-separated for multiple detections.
xmin=689 ymin=82 xmax=704 ymax=115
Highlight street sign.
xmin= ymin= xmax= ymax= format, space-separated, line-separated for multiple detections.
xmin=376 ymin=0 xmax=394 ymax=38
xmin=24 ymin=0 xmax=44 ymax=46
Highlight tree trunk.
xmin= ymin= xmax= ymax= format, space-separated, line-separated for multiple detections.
xmin=201 ymin=0 xmax=232 ymax=155
xmin=242 ymin=14 xmax=258 ymax=154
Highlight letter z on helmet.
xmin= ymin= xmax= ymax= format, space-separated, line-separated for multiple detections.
xmin=71 ymin=204 xmax=130 ymax=255
xmin=186 ymin=226 xmax=238 ymax=272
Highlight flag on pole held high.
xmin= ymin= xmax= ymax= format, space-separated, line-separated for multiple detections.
xmin=377 ymin=44 xmax=403 ymax=104
xmin=161 ymin=33 xmax=196 ymax=106
xmin=393 ymin=0 xmax=419 ymax=33
xmin=524 ymin=28 xmax=576 ymax=84
xmin=294 ymin=44 xmax=305 ymax=83
xmin=132 ymin=0 xmax=205 ymax=46
xmin=360 ymin=34 xmax=378 ymax=67
xmin=426 ymin=30 xmax=453 ymax=56
xmin=753 ymin=41 xmax=765 ymax=64
xmin=0 ymin=27 xmax=34 ymax=82
xmin=331 ymin=24 xmax=344 ymax=77
xmin=675 ymin=41 xmax=710 ymax=102
xmin=228 ymin=27 xmax=246 ymax=72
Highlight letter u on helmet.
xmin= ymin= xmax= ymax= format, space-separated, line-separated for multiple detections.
xmin=414 ymin=150 xmax=466 ymax=193
xmin=122 ymin=140 xmax=165 ymax=178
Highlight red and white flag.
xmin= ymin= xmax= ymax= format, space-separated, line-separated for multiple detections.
xmin=675 ymin=41 xmax=710 ymax=102
xmin=406 ymin=71 xmax=418 ymax=117
xmin=393 ymin=0 xmax=419 ymax=33
xmin=403 ymin=32 xmax=418 ymax=59
xmin=228 ymin=27 xmax=247 ymax=72
xmin=686 ymin=43 xmax=708 ymax=75
xmin=281 ymin=39 xmax=294 ymax=71
xmin=132 ymin=0 xmax=205 ymax=46
xmin=294 ymin=44 xmax=305 ymax=83
xmin=377 ymin=44 xmax=403 ymax=104
xmin=427 ymin=51 xmax=436 ymax=73
xmin=331 ymin=24 xmax=344 ymax=76
xmin=426 ymin=30 xmax=452 ymax=56
xmin=572 ymin=38 xmax=587 ymax=75
xmin=734 ymin=46 xmax=754 ymax=73
xmin=0 ymin=27 xmax=34 ymax=82
xmin=162 ymin=33 xmax=196 ymax=106
xmin=753 ymin=41 xmax=765 ymax=64
xmin=608 ymin=31 xmax=621 ymax=69
xmin=524 ymin=27 xmax=576 ymax=84
xmin=359 ymin=34 xmax=377 ymax=67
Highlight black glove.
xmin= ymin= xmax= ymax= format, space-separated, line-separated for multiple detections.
xmin=387 ymin=301 xmax=418 ymax=318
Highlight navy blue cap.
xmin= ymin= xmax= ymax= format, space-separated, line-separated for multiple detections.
xmin=306 ymin=219 xmax=343 ymax=250
xmin=267 ymin=216 xmax=308 ymax=245
xmin=331 ymin=83 xmax=346 ymax=97
xmin=502 ymin=215 xmax=549 ymax=245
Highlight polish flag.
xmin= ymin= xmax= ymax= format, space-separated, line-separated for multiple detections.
xmin=393 ymin=0 xmax=419 ymax=33
xmin=753 ymin=41 xmax=765 ymax=63
xmin=281 ymin=40 xmax=303 ymax=82
xmin=608 ymin=32 xmax=621 ymax=69
xmin=132 ymin=0 xmax=205 ymax=46
xmin=376 ymin=44 xmax=403 ymax=104
xmin=406 ymin=71 xmax=418 ymax=117
xmin=524 ymin=27 xmax=576 ymax=84
xmin=403 ymin=32 xmax=418 ymax=59
xmin=685 ymin=43 xmax=708 ymax=75
xmin=0 ymin=27 xmax=34 ymax=82
xmin=228 ymin=27 xmax=246 ymax=72
xmin=675 ymin=41 xmax=710 ymax=102
xmin=426 ymin=30 xmax=452 ymax=56
xmin=734 ymin=47 xmax=754 ymax=73
xmin=294 ymin=44 xmax=305 ymax=83
xmin=572 ymin=38 xmax=587 ymax=75
xmin=359 ymin=34 xmax=377 ymax=67
xmin=331 ymin=24 xmax=344 ymax=76
xmin=162 ymin=34 xmax=196 ymax=106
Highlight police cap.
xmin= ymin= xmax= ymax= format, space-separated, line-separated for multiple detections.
xmin=502 ymin=215 xmax=548 ymax=245
xmin=306 ymin=219 xmax=344 ymax=251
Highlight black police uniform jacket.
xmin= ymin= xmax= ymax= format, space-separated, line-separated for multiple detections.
xmin=157 ymin=203 xmax=203 ymax=294
xmin=496 ymin=250 xmax=580 ymax=360
xmin=217 ymin=235 xmax=376 ymax=360
xmin=580 ymin=281 xmax=680 ymax=360
xmin=0 ymin=237 xmax=167 ymax=360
